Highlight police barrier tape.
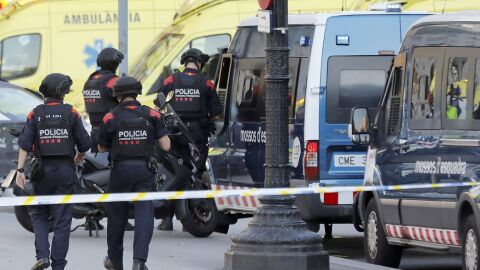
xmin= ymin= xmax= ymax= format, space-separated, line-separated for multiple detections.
xmin=1 ymin=181 xmax=479 ymax=207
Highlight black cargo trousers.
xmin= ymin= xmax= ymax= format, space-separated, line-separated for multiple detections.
xmin=106 ymin=160 xmax=156 ymax=270
xmin=28 ymin=161 xmax=76 ymax=270
xmin=186 ymin=121 xmax=208 ymax=178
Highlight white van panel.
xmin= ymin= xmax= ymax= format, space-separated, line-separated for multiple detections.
xmin=304 ymin=24 xmax=325 ymax=142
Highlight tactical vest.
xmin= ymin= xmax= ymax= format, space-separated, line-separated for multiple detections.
xmin=110 ymin=106 xmax=155 ymax=161
xmin=34 ymin=104 xmax=75 ymax=158
xmin=170 ymin=72 xmax=208 ymax=119
xmin=83 ymin=70 xmax=118 ymax=115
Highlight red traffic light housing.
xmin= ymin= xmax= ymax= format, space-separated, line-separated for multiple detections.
xmin=258 ymin=0 xmax=273 ymax=10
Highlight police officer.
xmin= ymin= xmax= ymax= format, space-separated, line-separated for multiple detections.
xmin=447 ymin=63 xmax=467 ymax=119
xmin=83 ymin=47 xmax=124 ymax=152
xmin=16 ymin=73 xmax=91 ymax=270
xmin=83 ymin=47 xmax=132 ymax=230
xmin=155 ymin=48 xmax=222 ymax=231
xmin=98 ymin=76 xmax=170 ymax=270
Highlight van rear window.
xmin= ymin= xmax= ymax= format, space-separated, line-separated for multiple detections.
xmin=326 ymin=56 xmax=393 ymax=124
xmin=338 ymin=69 xmax=386 ymax=108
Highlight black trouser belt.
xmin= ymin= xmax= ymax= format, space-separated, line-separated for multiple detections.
xmin=42 ymin=158 xmax=74 ymax=166
xmin=111 ymin=159 xmax=148 ymax=167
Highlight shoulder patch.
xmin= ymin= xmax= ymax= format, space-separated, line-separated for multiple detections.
xmin=106 ymin=77 xmax=118 ymax=89
xmin=149 ymin=108 xmax=161 ymax=119
xmin=206 ymin=79 xmax=215 ymax=90
xmin=103 ymin=112 xmax=114 ymax=123
xmin=163 ymin=75 xmax=174 ymax=86
xmin=71 ymin=107 xmax=80 ymax=117
xmin=27 ymin=110 xmax=34 ymax=120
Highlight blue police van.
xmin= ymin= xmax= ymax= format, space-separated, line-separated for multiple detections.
xmin=208 ymin=11 xmax=429 ymax=234
xmin=350 ymin=11 xmax=480 ymax=269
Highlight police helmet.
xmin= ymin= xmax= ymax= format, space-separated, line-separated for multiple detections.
xmin=97 ymin=47 xmax=124 ymax=71
xmin=113 ymin=76 xmax=142 ymax=97
xmin=180 ymin=48 xmax=210 ymax=67
xmin=39 ymin=73 xmax=72 ymax=97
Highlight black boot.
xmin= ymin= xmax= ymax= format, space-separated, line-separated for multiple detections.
xmin=104 ymin=256 xmax=123 ymax=270
xmin=31 ymin=258 xmax=50 ymax=270
xmin=157 ymin=217 xmax=173 ymax=231
xmin=324 ymin=223 xmax=333 ymax=239
xmin=125 ymin=221 xmax=135 ymax=231
xmin=132 ymin=259 xmax=148 ymax=270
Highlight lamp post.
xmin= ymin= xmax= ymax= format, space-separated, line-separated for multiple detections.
xmin=118 ymin=0 xmax=128 ymax=76
xmin=224 ymin=0 xmax=329 ymax=269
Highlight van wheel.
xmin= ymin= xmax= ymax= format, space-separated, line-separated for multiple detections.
xmin=463 ymin=215 xmax=479 ymax=270
xmin=364 ymin=199 xmax=402 ymax=268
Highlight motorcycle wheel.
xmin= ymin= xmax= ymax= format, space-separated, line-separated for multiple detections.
xmin=14 ymin=206 xmax=54 ymax=233
xmin=180 ymin=198 xmax=218 ymax=238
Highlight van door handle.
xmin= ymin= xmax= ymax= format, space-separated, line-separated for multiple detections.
xmin=440 ymin=138 xmax=480 ymax=147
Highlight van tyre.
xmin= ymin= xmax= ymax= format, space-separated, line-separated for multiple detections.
xmin=14 ymin=206 xmax=53 ymax=233
xmin=364 ymin=199 xmax=402 ymax=268
xmin=462 ymin=215 xmax=479 ymax=270
xmin=180 ymin=198 xmax=218 ymax=238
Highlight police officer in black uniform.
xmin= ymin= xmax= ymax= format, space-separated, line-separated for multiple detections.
xmin=83 ymin=47 xmax=124 ymax=153
xmin=98 ymin=76 xmax=170 ymax=270
xmin=16 ymin=73 xmax=91 ymax=270
xmin=155 ymin=48 xmax=222 ymax=231
xmin=83 ymin=47 xmax=134 ymax=230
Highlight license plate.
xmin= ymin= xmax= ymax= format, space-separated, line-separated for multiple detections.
xmin=334 ymin=154 xmax=366 ymax=167
xmin=1 ymin=170 xmax=15 ymax=189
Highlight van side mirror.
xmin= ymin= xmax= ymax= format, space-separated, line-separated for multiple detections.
xmin=349 ymin=107 xmax=370 ymax=145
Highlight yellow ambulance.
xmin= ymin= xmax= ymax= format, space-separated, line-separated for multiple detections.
xmin=360 ymin=0 xmax=480 ymax=12
xmin=131 ymin=0 xmax=369 ymax=105
xmin=0 ymin=0 xmax=9 ymax=9
xmin=0 ymin=0 xmax=183 ymax=109
xmin=402 ymin=0 xmax=480 ymax=12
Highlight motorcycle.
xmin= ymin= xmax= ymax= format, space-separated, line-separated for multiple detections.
xmin=7 ymin=93 xmax=235 ymax=238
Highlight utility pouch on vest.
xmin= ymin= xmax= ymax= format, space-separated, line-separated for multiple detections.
xmin=34 ymin=105 xmax=74 ymax=158
xmin=147 ymin=155 xmax=159 ymax=174
xmin=29 ymin=157 xmax=44 ymax=183
xmin=111 ymin=106 xmax=155 ymax=161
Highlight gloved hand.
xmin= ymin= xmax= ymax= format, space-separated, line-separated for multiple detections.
xmin=206 ymin=121 xmax=217 ymax=137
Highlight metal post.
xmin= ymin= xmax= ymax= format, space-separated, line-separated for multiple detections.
xmin=118 ymin=0 xmax=128 ymax=76
xmin=224 ymin=0 xmax=329 ymax=269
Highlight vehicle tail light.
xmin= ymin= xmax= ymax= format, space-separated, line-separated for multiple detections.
xmin=304 ymin=140 xmax=319 ymax=181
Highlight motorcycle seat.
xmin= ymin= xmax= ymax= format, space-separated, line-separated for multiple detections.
xmin=83 ymin=170 xmax=110 ymax=189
